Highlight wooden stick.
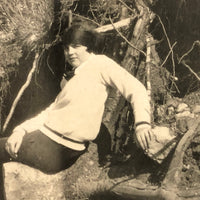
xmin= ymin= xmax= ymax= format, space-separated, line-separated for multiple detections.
xmin=157 ymin=15 xmax=177 ymax=85
xmin=118 ymin=0 xmax=135 ymax=13
xmin=108 ymin=16 xmax=146 ymax=56
xmin=146 ymin=34 xmax=151 ymax=102
xmin=72 ymin=13 xmax=100 ymax=27
xmin=2 ymin=53 xmax=39 ymax=133
xmin=160 ymin=42 xmax=177 ymax=68
xmin=95 ymin=18 xmax=131 ymax=33
xmin=178 ymin=40 xmax=200 ymax=64
xmin=181 ymin=60 xmax=200 ymax=81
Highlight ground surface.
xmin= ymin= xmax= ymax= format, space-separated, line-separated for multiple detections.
xmin=1 ymin=94 xmax=200 ymax=200
xmin=61 ymin=90 xmax=200 ymax=200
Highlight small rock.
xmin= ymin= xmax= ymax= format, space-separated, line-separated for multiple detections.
xmin=88 ymin=161 xmax=94 ymax=166
xmin=182 ymin=164 xmax=190 ymax=172
xmin=167 ymin=106 xmax=175 ymax=115
xmin=192 ymin=105 xmax=200 ymax=114
xmin=176 ymin=111 xmax=194 ymax=118
xmin=176 ymin=103 xmax=190 ymax=113
xmin=166 ymin=98 xmax=180 ymax=108
xmin=146 ymin=126 xmax=177 ymax=163
xmin=84 ymin=168 xmax=88 ymax=172
xmin=176 ymin=118 xmax=188 ymax=133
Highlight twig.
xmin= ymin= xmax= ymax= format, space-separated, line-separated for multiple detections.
xmin=65 ymin=0 xmax=74 ymax=7
xmin=46 ymin=56 xmax=55 ymax=76
xmin=68 ymin=9 xmax=73 ymax=27
xmin=160 ymin=42 xmax=177 ymax=68
xmin=89 ymin=0 xmax=99 ymax=24
xmin=108 ymin=16 xmax=146 ymax=57
xmin=146 ymin=34 xmax=151 ymax=102
xmin=72 ymin=13 xmax=100 ymax=26
xmin=2 ymin=52 xmax=39 ymax=132
xmin=158 ymin=42 xmax=179 ymax=92
xmin=95 ymin=17 xmax=132 ymax=32
xmin=178 ymin=40 xmax=200 ymax=64
xmin=181 ymin=60 xmax=200 ymax=82
xmin=118 ymin=0 xmax=135 ymax=13
xmin=157 ymin=15 xmax=176 ymax=77
xmin=157 ymin=14 xmax=177 ymax=92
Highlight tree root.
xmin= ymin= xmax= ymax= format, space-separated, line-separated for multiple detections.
xmin=106 ymin=117 xmax=200 ymax=200
xmin=162 ymin=116 xmax=200 ymax=188
xmin=109 ymin=178 xmax=178 ymax=200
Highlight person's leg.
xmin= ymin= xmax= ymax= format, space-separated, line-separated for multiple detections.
xmin=0 ymin=137 xmax=12 ymax=163
xmin=93 ymin=123 xmax=111 ymax=166
xmin=0 ymin=164 xmax=4 ymax=200
xmin=0 ymin=137 xmax=12 ymax=200
xmin=0 ymin=131 xmax=86 ymax=174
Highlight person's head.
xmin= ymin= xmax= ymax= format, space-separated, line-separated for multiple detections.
xmin=62 ymin=24 xmax=103 ymax=52
xmin=61 ymin=24 xmax=104 ymax=68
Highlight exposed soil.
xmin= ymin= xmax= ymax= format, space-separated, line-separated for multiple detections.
xmin=59 ymin=91 xmax=200 ymax=200
xmin=179 ymin=91 xmax=200 ymax=190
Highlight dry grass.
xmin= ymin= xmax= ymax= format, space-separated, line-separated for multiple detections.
xmin=0 ymin=0 xmax=55 ymax=90
xmin=0 ymin=0 xmax=54 ymax=50
xmin=0 ymin=0 xmax=55 ymax=129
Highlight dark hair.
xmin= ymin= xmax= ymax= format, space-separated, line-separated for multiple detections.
xmin=61 ymin=24 xmax=104 ymax=53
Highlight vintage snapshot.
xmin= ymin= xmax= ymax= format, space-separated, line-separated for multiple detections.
xmin=0 ymin=0 xmax=200 ymax=199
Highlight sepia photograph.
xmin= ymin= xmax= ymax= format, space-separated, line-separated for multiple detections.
xmin=0 ymin=0 xmax=200 ymax=199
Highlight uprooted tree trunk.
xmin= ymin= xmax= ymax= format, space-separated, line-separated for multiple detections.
xmin=67 ymin=113 xmax=200 ymax=200
xmin=102 ymin=0 xmax=168 ymax=163
xmin=102 ymin=4 xmax=150 ymax=155
xmin=108 ymin=117 xmax=200 ymax=200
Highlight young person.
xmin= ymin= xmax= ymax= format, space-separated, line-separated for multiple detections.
xmin=0 ymin=25 xmax=152 ymax=174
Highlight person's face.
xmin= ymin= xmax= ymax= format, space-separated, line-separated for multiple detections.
xmin=64 ymin=44 xmax=88 ymax=68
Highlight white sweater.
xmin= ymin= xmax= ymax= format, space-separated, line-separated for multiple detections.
xmin=14 ymin=54 xmax=151 ymax=150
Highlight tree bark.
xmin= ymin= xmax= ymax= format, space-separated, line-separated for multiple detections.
xmin=103 ymin=5 xmax=152 ymax=155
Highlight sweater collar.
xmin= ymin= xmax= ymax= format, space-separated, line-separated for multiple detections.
xmin=74 ymin=53 xmax=95 ymax=74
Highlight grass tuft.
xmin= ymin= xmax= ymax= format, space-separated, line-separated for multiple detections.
xmin=0 ymin=0 xmax=54 ymax=50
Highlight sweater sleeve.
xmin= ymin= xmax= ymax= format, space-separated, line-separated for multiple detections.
xmin=13 ymin=102 xmax=55 ymax=134
xmin=100 ymin=56 xmax=151 ymax=125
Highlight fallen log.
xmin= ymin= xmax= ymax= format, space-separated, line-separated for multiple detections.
xmin=162 ymin=116 xmax=200 ymax=188
xmin=110 ymin=179 xmax=178 ymax=200
xmin=108 ymin=117 xmax=200 ymax=200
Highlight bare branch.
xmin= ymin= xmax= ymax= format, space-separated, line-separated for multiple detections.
xmin=118 ymin=0 xmax=135 ymax=13
xmin=68 ymin=10 xmax=73 ymax=27
xmin=89 ymin=0 xmax=99 ymax=23
xmin=72 ymin=13 xmax=101 ymax=26
xmin=2 ymin=53 xmax=39 ymax=133
xmin=95 ymin=17 xmax=131 ymax=32
xmin=157 ymin=15 xmax=176 ymax=72
xmin=181 ymin=60 xmax=200 ymax=82
xmin=107 ymin=16 xmax=146 ymax=57
xmin=157 ymin=14 xmax=177 ymax=91
xmin=146 ymin=34 xmax=152 ymax=102
xmin=178 ymin=40 xmax=200 ymax=64
xmin=160 ymin=42 xmax=177 ymax=68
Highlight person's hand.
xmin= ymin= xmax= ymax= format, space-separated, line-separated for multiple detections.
xmin=135 ymin=126 xmax=153 ymax=151
xmin=5 ymin=130 xmax=26 ymax=159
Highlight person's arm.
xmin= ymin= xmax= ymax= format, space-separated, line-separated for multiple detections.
xmin=5 ymin=102 xmax=55 ymax=158
xmin=13 ymin=102 xmax=55 ymax=135
xmin=100 ymin=56 xmax=152 ymax=150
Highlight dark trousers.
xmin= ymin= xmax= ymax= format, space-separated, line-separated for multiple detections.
xmin=0 ymin=130 xmax=86 ymax=174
